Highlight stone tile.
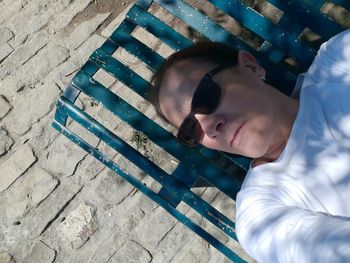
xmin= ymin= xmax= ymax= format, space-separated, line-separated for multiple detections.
xmin=0 ymin=251 xmax=15 ymax=263
xmin=151 ymin=222 xmax=190 ymax=263
xmin=3 ymin=80 xmax=61 ymax=136
xmin=39 ymin=129 xmax=93 ymax=177
xmin=109 ymin=240 xmax=152 ymax=263
xmin=1 ymin=179 xmax=83 ymax=253
xmin=0 ymin=31 xmax=49 ymax=81
xmin=80 ymin=197 xmax=150 ymax=263
xmin=5 ymin=167 xmax=59 ymax=220
xmin=5 ymin=0 xmax=72 ymax=49
xmin=26 ymin=110 xmax=60 ymax=152
xmin=73 ymin=152 xmax=107 ymax=182
xmin=69 ymin=34 xmax=106 ymax=66
xmin=128 ymin=206 xmax=177 ymax=253
xmin=0 ymin=95 xmax=11 ymax=119
xmin=0 ymin=43 xmax=13 ymax=63
xmin=89 ymin=168 xmax=135 ymax=204
xmin=48 ymin=0 xmax=94 ymax=34
xmin=0 ymin=0 xmax=24 ymax=24
xmin=50 ymin=61 xmax=80 ymax=90
xmin=25 ymin=241 xmax=56 ymax=263
xmin=0 ymin=143 xmax=36 ymax=193
xmin=0 ymin=127 xmax=14 ymax=157
xmin=170 ymin=236 xmax=210 ymax=263
xmin=59 ymin=203 xmax=98 ymax=249
xmin=65 ymin=13 xmax=111 ymax=50
xmin=0 ymin=28 xmax=13 ymax=45
xmin=48 ymin=33 xmax=105 ymax=90
xmin=1 ymin=43 xmax=69 ymax=98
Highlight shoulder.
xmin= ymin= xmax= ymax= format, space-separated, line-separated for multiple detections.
xmin=307 ymin=29 xmax=350 ymax=83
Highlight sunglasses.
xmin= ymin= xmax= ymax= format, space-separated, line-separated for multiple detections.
xmin=177 ymin=62 xmax=235 ymax=146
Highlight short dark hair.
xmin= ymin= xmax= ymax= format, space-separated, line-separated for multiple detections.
xmin=148 ymin=41 xmax=239 ymax=119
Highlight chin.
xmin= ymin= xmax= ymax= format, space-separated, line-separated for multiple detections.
xmin=243 ymin=142 xmax=269 ymax=159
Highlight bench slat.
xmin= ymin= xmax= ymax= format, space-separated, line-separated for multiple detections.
xmin=268 ymin=0 xmax=345 ymax=42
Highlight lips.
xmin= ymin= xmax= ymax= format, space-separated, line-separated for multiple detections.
xmin=230 ymin=121 xmax=245 ymax=147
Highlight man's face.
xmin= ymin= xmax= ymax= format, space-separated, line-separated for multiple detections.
xmin=158 ymin=51 xmax=282 ymax=159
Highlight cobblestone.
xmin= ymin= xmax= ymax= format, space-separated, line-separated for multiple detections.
xmin=50 ymin=33 xmax=105 ymax=90
xmin=65 ymin=13 xmax=110 ymax=50
xmin=4 ymin=167 xmax=59 ymax=220
xmin=1 ymin=44 xmax=69 ymax=97
xmin=0 ymin=0 xmax=25 ymax=25
xmin=0 ymin=179 xmax=83 ymax=260
xmin=0 ymin=28 xmax=13 ymax=45
xmin=25 ymin=111 xmax=61 ymax=152
xmin=0 ymin=95 xmax=11 ymax=119
xmin=59 ymin=203 xmax=98 ymax=249
xmin=5 ymin=0 xmax=69 ymax=48
xmin=0 ymin=31 xmax=49 ymax=81
xmin=25 ymin=241 xmax=56 ymax=263
xmin=0 ymin=143 xmax=36 ymax=193
xmin=0 ymin=251 xmax=15 ymax=263
xmin=40 ymin=121 xmax=98 ymax=177
xmin=3 ymin=80 xmax=61 ymax=136
xmin=48 ymin=0 xmax=94 ymax=34
xmin=0 ymin=43 xmax=13 ymax=62
xmin=109 ymin=240 xmax=152 ymax=263
xmin=0 ymin=127 xmax=14 ymax=157
xmin=129 ymin=206 xmax=177 ymax=253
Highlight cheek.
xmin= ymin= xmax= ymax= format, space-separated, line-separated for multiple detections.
xmin=239 ymin=118 xmax=275 ymax=157
xmin=200 ymin=136 xmax=226 ymax=151
xmin=241 ymin=136 xmax=270 ymax=158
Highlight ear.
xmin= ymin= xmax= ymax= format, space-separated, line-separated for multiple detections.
xmin=238 ymin=50 xmax=266 ymax=80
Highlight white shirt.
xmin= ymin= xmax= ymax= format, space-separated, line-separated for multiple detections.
xmin=236 ymin=29 xmax=350 ymax=263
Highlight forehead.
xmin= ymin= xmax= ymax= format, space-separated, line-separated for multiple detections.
xmin=158 ymin=59 xmax=211 ymax=127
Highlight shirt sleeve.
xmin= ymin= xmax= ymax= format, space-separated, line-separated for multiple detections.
xmin=236 ymin=186 xmax=350 ymax=263
xmin=307 ymin=29 xmax=350 ymax=83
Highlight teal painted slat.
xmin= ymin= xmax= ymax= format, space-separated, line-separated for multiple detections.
xmin=258 ymin=41 xmax=285 ymax=64
xmin=152 ymin=0 xmax=298 ymax=91
xmin=206 ymin=0 xmax=317 ymax=67
xmin=302 ymin=0 xmax=350 ymax=11
xmin=331 ymin=0 xmax=350 ymax=11
xmin=135 ymin=0 xmax=153 ymax=9
xmin=90 ymin=48 xmax=150 ymax=97
xmin=154 ymin=0 xmax=311 ymax=65
xmin=267 ymin=0 xmax=345 ymax=41
xmin=154 ymin=0 xmax=251 ymax=48
xmin=128 ymin=0 xmax=297 ymax=91
xmin=108 ymin=21 xmax=165 ymax=69
xmin=302 ymin=0 xmax=325 ymax=9
xmin=158 ymin=164 xmax=197 ymax=207
xmin=127 ymin=4 xmax=192 ymax=51
xmin=70 ymin=70 xmax=243 ymax=199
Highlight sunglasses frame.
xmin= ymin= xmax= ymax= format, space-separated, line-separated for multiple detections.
xmin=176 ymin=62 xmax=236 ymax=146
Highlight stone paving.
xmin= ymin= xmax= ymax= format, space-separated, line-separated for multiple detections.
xmin=0 ymin=1 xmax=254 ymax=262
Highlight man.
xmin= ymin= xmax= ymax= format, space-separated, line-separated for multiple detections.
xmin=150 ymin=29 xmax=350 ymax=262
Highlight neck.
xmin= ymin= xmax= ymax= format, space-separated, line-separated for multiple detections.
xmin=254 ymin=94 xmax=299 ymax=167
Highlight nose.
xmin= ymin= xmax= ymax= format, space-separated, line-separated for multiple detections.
xmin=195 ymin=114 xmax=225 ymax=139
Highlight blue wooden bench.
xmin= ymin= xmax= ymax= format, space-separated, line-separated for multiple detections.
xmin=53 ymin=0 xmax=348 ymax=261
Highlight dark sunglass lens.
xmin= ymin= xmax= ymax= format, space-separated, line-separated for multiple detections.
xmin=192 ymin=75 xmax=221 ymax=114
xmin=177 ymin=117 xmax=203 ymax=146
